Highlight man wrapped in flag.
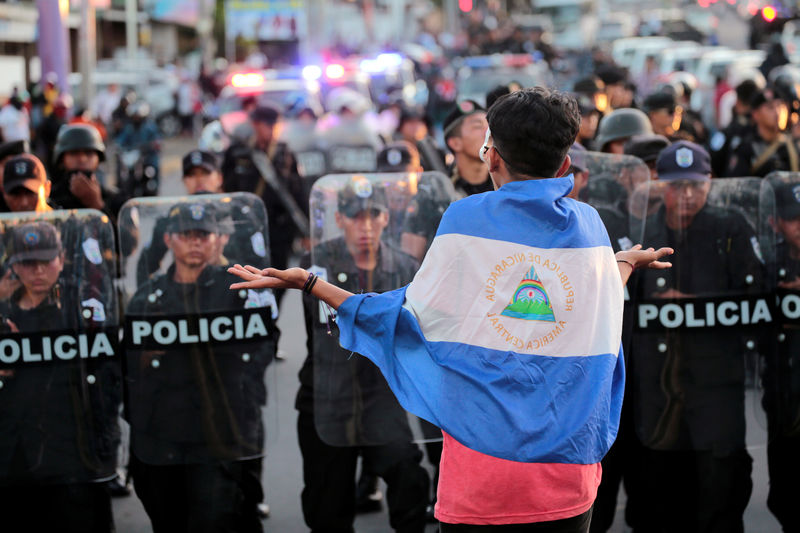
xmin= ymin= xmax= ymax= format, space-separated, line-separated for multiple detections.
xmin=229 ymin=88 xmax=673 ymax=531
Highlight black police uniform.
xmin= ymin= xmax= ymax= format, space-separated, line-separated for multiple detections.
xmin=125 ymin=263 xmax=278 ymax=533
xmin=297 ymin=238 xmax=429 ymax=532
xmin=726 ymin=132 xmax=800 ymax=178
xmin=631 ymin=204 xmax=763 ymax=532
xmin=221 ymin=139 xmax=305 ymax=277
xmin=0 ymin=279 xmax=120 ymax=533
xmin=49 ymin=169 xmax=127 ymax=222
xmin=762 ymin=241 xmax=800 ymax=531
xmin=450 ymin=166 xmax=493 ymax=198
xmin=710 ymin=113 xmax=754 ymax=177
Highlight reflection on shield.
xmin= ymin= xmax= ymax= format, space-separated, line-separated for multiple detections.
xmin=309 ymin=172 xmax=454 ymax=446
xmin=568 ymin=150 xmax=651 ymax=251
xmin=118 ymin=193 xmax=278 ymax=465
xmin=0 ymin=209 xmax=120 ymax=487
xmin=630 ymin=177 xmax=768 ymax=452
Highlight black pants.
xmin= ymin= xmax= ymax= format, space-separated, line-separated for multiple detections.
xmin=636 ymin=448 xmax=752 ymax=533
xmin=589 ymin=413 xmax=645 ymax=532
xmin=129 ymin=456 xmax=263 ymax=533
xmin=0 ymin=481 xmax=114 ymax=533
xmin=439 ymin=508 xmax=592 ymax=533
xmin=766 ymin=433 xmax=800 ymax=531
xmin=297 ymin=411 xmax=430 ymax=533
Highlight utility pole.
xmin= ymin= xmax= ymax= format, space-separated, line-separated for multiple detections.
xmin=125 ymin=0 xmax=138 ymax=61
xmin=79 ymin=0 xmax=97 ymax=109
xmin=445 ymin=0 xmax=458 ymax=35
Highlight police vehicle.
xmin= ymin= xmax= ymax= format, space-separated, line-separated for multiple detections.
xmin=454 ymin=54 xmax=552 ymax=107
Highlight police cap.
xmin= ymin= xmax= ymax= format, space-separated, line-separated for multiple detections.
xmin=643 ymin=91 xmax=677 ymax=114
xmin=377 ymin=142 xmax=415 ymax=172
xmin=8 ymin=222 xmax=62 ymax=265
xmin=54 ymin=124 xmax=106 ymax=164
xmin=165 ymin=202 xmax=219 ymax=234
xmin=337 ymin=177 xmax=388 ymax=218
xmin=3 ymin=154 xmax=47 ymax=193
xmin=182 ymin=150 xmax=218 ymax=176
xmin=442 ymin=100 xmax=485 ymax=139
xmin=656 ymin=140 xmax=711 ymax=181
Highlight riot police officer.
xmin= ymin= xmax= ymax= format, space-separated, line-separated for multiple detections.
xmin=762 ymin=179 xmax=800 ymax=531
xmin=125 ymin=200 xmax=278 ymax=533
xmin=298 ymin=176 xmax=430 ymax=531
xmin=0 ymin=219 xmax=121 ymax=533
xmin=442 ymin=100 xmax=492 ymax=197
xmin=632 ymin=142 xmax=764 ymax=532
xmin=136 ymin=150 xmax=268 ymax=284
xmin=221 ymin=105 xmax=307 ymax=304
xmin=727 ymin=88 xmax=800 ymax=177
xmin=52 ymin=123 xmax=125 ymax=219
xmin=1 ymin=153 xmax=54 ymax=213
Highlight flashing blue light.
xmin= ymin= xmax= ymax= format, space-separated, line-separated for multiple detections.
xmin=302 ymin=65 xmax=322 ymax=81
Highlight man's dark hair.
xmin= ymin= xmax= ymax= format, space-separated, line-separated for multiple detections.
xmin=486 ymin=87 xmax=580 ymax=179
xmin=736 ymin=79 xmax=758 ymax=105
xmin=486 ymin=85 xmax=511 ymax=109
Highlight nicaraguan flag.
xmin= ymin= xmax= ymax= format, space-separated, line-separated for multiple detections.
xmin=337 ymin=175 xmax=625 ymax=464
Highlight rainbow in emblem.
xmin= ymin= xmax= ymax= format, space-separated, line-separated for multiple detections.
xmin=501 ymin=266 xmax=556 ymax=322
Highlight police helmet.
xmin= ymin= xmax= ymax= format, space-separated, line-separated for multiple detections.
xmin=595 ymin=108 xmax=653 ymax=151
xmin=54 ymin=124 xmax=106 ymax=164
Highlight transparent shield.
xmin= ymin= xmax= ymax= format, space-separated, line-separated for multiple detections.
xmin=118 ymin=193 xmax=279 ymax=465
xmin=569 ymin=151 xmax=651 ymax=250
xmin=309 ymin=172 xmax=455 ymax=446
xmin=629 ymin=177 xmax=769 ymax=453
xmin=759 ymin=172 xmax=800 ymax=447
xmin=326 ymin=144 xmax=378 ymax=174
xmin=0 ymin=209 xmax=121 ymax=487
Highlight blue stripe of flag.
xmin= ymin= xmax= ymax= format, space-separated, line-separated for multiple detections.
xmin=436 ymin=176 xmax=612 ymax=250
xmin=337 ymin=286 xmax=625 ymax=464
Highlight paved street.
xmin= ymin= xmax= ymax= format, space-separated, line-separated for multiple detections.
xmin=109 ymin=136 xmax=784 ymax=533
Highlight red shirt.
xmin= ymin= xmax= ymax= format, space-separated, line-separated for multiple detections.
xmin=435 ymin=432 xmax=601 ymax=525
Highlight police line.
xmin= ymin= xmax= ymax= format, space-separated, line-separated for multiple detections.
xmin=636 ymin=290 xmax=800 ymax=331
xmin=0 ymin=308 xmax=273 ymax=368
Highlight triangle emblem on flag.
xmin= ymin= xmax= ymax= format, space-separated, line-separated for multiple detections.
xmin=501 ymin=265 xmax=556 ymax=322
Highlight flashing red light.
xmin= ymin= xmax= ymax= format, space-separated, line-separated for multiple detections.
xmin=231 ymin=72 xmax=264 ymax=88
xmin=459 ymin=0 xmax=473 ymax=12
xmin=762 ymin=5 xmax=777 ymax=21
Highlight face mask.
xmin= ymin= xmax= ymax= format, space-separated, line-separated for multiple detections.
xmin=479 ymin=127 xmax=492 ymax=163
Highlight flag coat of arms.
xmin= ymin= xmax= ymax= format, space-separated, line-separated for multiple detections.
xmin=337 ymin=175 xmax=625 ymax=464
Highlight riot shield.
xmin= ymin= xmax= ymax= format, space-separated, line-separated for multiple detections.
xmin=0 ymin=209 xmax=121 ymax=487
xmin=119 ymin=193 xmax=279 ymax=465
xmin=758 ymin=172 xmax=800 ymax=528
xmin=569 ymin=150 xmax=651 ymax=251
xmin=326 ymin=144 xmax=378 ymax=174
xmin=309 ymin=172 xmax=454 ymax=446
xmin=629 ymin=177 xmax=769 ymax=453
